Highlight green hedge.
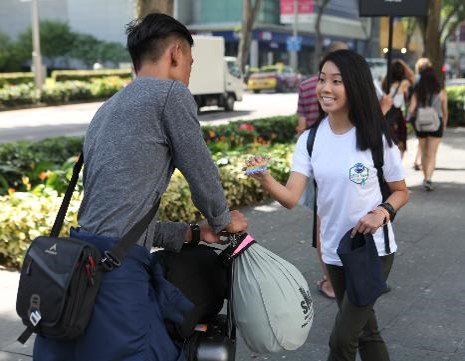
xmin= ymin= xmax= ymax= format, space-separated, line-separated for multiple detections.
xmin=0 ymin=77 xmax=128 ymax=109
xmin=0 ymin=143 xmax=294 ymax=269
xmin=447 ymin=85 xmax=465 ymax=127
xmin=51 ymin=69 xmax=132 ymax=82
xmin=0 ymin=116 xmax=297 ymax=194
xmin=0 ymin=137 xmax=83 ymax=193
xmin=0 ymin=72 xmax=35 ymax=87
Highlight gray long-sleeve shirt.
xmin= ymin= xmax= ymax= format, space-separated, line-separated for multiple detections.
xmin=78 ymin=77 xmax=231 ymax=252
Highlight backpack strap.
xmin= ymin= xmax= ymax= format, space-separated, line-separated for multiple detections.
xmin=50 ymin=152 xmax=160 ymax=271
xmin=372 ymin=144 xmax=391 ymax=254
xmin=306 ymin=122 xmax=320 ymax=248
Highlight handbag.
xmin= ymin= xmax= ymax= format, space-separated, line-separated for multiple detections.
xmin=337 ymin=229 xmax=387 ymax=307
xmin=220 ymin=232 xmax=313 ymax=353
xmin=16 ymin=154 xmax=159 ymax=344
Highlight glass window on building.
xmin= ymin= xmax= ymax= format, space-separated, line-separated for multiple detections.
xmin=257 ymin=0 xmax=280 ymax=24
xmin=197 ymin=0 xmax=241 ymax=23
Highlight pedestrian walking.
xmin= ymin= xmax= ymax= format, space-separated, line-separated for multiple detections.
xmin=32 ymin=13 xmax=248 ymax=361
xmin=411 ymin=57 xmax=433 ymax=170
xmin=245 ymin=49 xmax=409 ymax=361
xmin=408 ymin=66 xmax=448 ymax=191
xmin=382 ymin=59 xmax=415 ymax=158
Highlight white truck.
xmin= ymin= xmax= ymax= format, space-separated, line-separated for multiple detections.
xmin=189 ymin=35 xmax=243 ymax=111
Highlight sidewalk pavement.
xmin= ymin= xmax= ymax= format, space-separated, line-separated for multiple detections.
xmin=1 ymin=128 xmax=465 ymax=361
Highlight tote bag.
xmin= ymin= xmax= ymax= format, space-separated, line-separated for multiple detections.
xmin=221 ymin=233 xmax=313 ymax=353
xmin=337 ymin=229 xmax=387 ymax=307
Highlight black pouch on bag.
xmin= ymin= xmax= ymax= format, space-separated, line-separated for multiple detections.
xmin=16 ymin=236 xmax=103 ymax=343
xmin=156 ymin=244 xmax=228 ymax=341
xmin=337 ymin=229 xmax=387 ymax=307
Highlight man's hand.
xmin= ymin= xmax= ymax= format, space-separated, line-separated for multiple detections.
xmin=198 ymin=220 xmax=221 ymax=244
xmin=224 ymin=210 xmax=248 ymax=234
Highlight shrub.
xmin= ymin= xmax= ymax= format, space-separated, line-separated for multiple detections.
xmin=446 ymin=85 xmax=465 ymax=127
xmin=0 ymin=116 xmax=297 ymax=194
xmin=51 ymin=69 xmax=133 ymax=82
xmin=0 ymin=189 xmax=81 ymax=268
xmin=0 ymin=143 xmax=295 ymax=269
xmin=0 ymin=83 xmax=39 ymax=108
xmin=202 ymin=115 xmax=297 ymax=151
xmin=0 ymin=72 xmax=35 ymax=87
xmin=0 ymin=137 xmax=83 ymax=193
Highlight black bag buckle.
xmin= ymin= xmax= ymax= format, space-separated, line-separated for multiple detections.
xmin=100 ymin=250 xmax=121 ymax=271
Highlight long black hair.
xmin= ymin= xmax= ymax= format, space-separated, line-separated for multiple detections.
xmin=126 ymin=13 xmax=193 ymax=72
xmin=381 ymin=59 xmax=408 ymax=93
xmin=415 ymin=67 xmax=441 ymax=107
xmin=319 ymin=49 xmax=393 ymax=152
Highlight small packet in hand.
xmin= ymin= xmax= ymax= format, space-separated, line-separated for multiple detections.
xmin=244 ymin=156 xmax=271 ymax=175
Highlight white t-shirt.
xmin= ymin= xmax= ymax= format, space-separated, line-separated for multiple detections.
xmin=292 ymin=117 xmax=405 ymax=266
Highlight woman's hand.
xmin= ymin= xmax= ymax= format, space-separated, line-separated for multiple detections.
xmin=243 ymin=155 xmax=271 ymax=181
xmin=351 ymin=210 xmax=387 ymax=238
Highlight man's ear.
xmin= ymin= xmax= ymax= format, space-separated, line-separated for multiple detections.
xmin=169 ymin=42 xmax=180 ymax=67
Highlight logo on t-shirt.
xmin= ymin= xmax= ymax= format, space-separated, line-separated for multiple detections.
xmin=349 ymin=163 xmax=369 ymax=185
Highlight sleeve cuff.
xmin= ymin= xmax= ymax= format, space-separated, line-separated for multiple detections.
xmin=208 ymin=208 xmax=231 ymax=234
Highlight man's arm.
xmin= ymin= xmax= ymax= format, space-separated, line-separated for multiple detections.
xmin=161 ymin=82 xmax=236 ymax=233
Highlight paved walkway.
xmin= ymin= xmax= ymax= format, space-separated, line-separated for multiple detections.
xmin=1 ymin=128 xmax=465 ymax=361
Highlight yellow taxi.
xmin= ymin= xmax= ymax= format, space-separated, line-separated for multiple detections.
xmin=247 ymin=63 xmax=301 ymax=93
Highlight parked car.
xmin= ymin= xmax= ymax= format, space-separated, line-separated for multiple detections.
xmin=366 ymin=58 xmax=387 ymax=83
xmin=446 ymin=78 xmax=465 ymax=87
xmin=247 ymin=63 xmax=301 ymax=93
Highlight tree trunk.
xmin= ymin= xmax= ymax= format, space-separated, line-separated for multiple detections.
xmin=135 ymin=0 xmax=174 ymax=18
xmin=313 ymin=0 xmax=330 ymax=73
xmin=237 ymin=0 xmax=262 ymax=73
xmin=424 ymin=0 xmax=443 ymax=76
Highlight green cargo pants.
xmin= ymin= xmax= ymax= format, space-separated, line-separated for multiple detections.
xmin=326 ymin=253 xmax=394 ymax=361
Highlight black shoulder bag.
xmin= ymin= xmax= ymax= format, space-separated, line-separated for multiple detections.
xmin=16 ymin=154 xmax=159 ymax=344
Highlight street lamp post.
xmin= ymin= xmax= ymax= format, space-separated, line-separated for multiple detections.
xmin=31 ymin=0 xmax=44 ymax=90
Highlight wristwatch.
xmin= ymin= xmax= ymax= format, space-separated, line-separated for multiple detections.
xmin=378 ymin=202 xmax=395 ymax=221
xmin=189 ymin=223 xmax=200 ymax=246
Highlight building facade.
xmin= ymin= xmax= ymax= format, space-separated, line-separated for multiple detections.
xmin=1 ymin=0 xmax=378 ymax=74
xmin=178 ymin=0 xmax=377 ymax=74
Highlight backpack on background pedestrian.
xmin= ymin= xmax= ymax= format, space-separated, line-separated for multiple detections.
xmin=408 ymin=66 xmax=448 ymax=191
xmin=246 ymin=49 xmax=409 ymax=361
xmin=381 ymin=59 xmax=414 ymax=158
xmin=32 ymin=13 xmax=248 ymax=361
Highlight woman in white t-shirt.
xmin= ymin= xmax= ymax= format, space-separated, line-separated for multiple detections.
xmin=246 ymin=50 xmax=409 ymax=361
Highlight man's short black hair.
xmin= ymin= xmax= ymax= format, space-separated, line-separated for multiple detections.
xmin=126 ymin=13 xmax=194 ymax=72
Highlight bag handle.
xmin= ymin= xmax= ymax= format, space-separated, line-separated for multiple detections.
xmin=49 ymin=153 xmax=160 ymax=271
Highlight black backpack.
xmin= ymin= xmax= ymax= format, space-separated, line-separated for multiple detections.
xmin=306 ymin=122 xmax=392 ymax=253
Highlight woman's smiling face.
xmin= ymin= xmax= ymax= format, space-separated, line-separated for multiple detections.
xmin=316 ymin=60 xmax=349 ymax=116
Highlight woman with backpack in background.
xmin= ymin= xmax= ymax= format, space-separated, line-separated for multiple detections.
xmin=382 ymin=59 xmax=415 ymax=158
xmin=408 ymin=67 xmax=448 ymax=191
xmin=245 ymin=49 xmax=409 ymax=361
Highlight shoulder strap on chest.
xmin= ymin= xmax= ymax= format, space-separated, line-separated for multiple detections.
xmin=372 ymin=143 xmax=391 ymax=254
xmin=306 ymin=121 xmax=320 ymax=157
xmin=306 ymin=121 xmax=320 ymax=247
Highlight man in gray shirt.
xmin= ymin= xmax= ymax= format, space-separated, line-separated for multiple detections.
xmin=33 ymin=13 xmax=247 ymax=361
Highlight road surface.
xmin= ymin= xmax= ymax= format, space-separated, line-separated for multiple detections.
xmin=0 ymin=92 xmax=298 ymax=143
